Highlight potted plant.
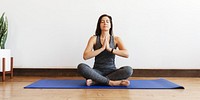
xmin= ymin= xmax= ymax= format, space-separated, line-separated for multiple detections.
xmin=0 ymin=12 xmax=8 ymax=49
xmin=0 ymin=12 xmax=12 ymax=81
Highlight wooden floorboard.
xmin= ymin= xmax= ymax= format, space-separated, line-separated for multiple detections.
xmin=0 ymin=76 xmax=200 ymax=100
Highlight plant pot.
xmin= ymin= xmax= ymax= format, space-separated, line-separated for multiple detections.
xmin=0 ymin=49 xmax=11 ymax=72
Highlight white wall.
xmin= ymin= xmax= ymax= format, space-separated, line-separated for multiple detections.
xmin=1 ymin=0 xmax=200 ymax=69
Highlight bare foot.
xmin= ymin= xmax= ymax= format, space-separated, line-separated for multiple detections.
xmin=109 ymin=80 xmax=130 ymax=86
xmin=120 ymin=80 xmax=130 ymax=86
xmin=86 ymin=79 xmax=93 ymax=86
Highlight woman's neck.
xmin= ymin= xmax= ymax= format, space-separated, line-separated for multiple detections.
xmin=101 ymin=31 xmax=110 ymax=38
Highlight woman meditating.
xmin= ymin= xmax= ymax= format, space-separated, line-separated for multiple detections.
xmin=77 ymin=14 xmax=133 ymax=86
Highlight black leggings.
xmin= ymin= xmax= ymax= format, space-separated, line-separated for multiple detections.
xmin=77 ymin=63 xmax=133 ymax=85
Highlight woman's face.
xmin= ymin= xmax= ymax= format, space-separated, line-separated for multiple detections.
xmin=100 ymin=16 xmax=111 ymax=31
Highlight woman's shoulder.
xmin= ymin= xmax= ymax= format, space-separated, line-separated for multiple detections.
xmin=113 ymin=35 xmax=121 ymax=42
xmin=88 ymin=35 xmax=97 ymax=43
xmin=90 ymin=35 xmax=97 ymax=40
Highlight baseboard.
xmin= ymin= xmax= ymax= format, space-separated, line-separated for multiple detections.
xmin=11 ymin=68 xmax=200 ymax=77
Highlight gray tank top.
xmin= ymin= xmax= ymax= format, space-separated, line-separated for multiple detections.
xmin=93 ymin=35 xmax=117 ymax=71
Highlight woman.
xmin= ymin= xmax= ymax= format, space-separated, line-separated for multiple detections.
xmin=77 ymin=14 xmax=133 ymax=86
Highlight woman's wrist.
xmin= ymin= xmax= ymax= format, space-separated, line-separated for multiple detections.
xmin=100 ymin=47 xmax=105 ymax=51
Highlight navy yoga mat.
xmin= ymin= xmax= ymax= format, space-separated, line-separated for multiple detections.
xmin=24 ymin=78 xmax=184 ymax=89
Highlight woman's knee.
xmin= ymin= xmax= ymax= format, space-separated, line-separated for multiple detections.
xmin=78 ymin=63 xmax=86 ymax=69
xmin=77 ymin=63 xmax=90 ymax=72
xmin=123 ymin=66 xmax=133 ymax=76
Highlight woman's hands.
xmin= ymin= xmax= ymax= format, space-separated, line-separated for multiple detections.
xmin=101 ymin=36 xmax=112 ymax=52
xmin=83 ymin=35 xmax=129 ymax=60
xmin=101 ymin=36 xmax=107 ymax=50
xmin=102 ymin=36 xmax=130 ymax=58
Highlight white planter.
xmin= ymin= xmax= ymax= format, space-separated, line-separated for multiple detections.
xmin=0 ymin=49 xmax=11 ymax=72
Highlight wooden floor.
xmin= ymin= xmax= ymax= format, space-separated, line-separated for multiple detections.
xmin=0 ymin=76 xmax=199 ymax=100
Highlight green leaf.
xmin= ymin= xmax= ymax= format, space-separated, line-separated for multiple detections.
xmin=0 ymin=12 xmax=8 ymax=49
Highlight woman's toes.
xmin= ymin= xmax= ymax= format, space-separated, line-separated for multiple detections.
xmin=86 ymin=79 xmax=93 ymax=86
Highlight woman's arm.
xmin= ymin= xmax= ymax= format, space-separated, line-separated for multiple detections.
xmin=83 ymin=36 xmax=105 ymax=60
xmin=112 ymin=36 xmax=129 ymax=58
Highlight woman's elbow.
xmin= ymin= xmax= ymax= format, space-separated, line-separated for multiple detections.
xmin=83 ymin=53 xmax=89 ymax=60
xmin=83 ymin=55 xmax=88 ymax=60
xmin=83 ymin=56 xmax=87 ymax=60
xmin=124 ymin=53 xmax=129 ymax=58
xmin=124 ymin=50 xmax=129 ymax=58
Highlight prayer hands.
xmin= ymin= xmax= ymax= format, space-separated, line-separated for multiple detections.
xmin=102 ymin=36 xmax=112 ymax=52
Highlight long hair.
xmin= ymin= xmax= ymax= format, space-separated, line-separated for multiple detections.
xmin=95 ymin=14 xmax=113 ymax=36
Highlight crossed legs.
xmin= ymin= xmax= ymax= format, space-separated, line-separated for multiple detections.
xmin=77 ymin=63 xmax=133 ymax=86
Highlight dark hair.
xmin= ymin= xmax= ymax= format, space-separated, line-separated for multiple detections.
xmin=95 ymin=14 xmax=113 ymax=36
